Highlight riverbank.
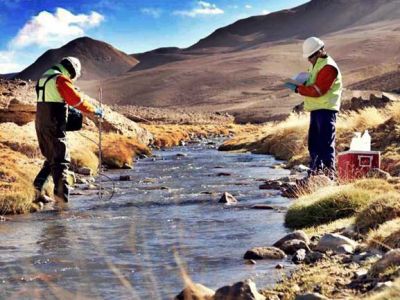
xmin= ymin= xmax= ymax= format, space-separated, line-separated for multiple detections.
xmin=216 ymin=102 xmax=400 ymax=299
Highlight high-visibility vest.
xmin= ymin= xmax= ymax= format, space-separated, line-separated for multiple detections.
xmin=36 ymin=64 xmax=70 ymax=103
xmin=304 ymin=56 xmax=343 ymax=112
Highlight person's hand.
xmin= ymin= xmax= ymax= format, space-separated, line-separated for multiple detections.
xmin=284 ymin=82 xmax=298 ymax=93
xmin=94 ymin=107 xmax=104 ymax=118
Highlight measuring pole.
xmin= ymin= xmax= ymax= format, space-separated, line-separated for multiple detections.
xmin=98 ymin=87 xmax=103 ymax=199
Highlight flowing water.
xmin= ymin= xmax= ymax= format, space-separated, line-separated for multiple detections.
xmin=0 ymin=140 xmax=293 ymax=299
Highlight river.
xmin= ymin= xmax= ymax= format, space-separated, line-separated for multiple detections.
xmin=0 ymin=140 xmax=292 ymax=299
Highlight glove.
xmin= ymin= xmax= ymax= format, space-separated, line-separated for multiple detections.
xmin=284 ymin=82 xmax=298 ymax=93
xmin=94 ymin=107 xmax=104 ymax=118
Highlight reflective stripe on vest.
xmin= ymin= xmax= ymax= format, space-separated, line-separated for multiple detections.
xmin=304 ymin=56 xmax=343 ymax=112
xmin=36 ymin=65 xmax=67 ymax=103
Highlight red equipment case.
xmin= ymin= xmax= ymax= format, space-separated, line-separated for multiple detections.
xmin=337 ymin=150 xmax=380 ymax=181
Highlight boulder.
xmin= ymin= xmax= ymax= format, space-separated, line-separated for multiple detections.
xmin=292 ymin=249 xmax=307 ymax=264
xmin=280 ymin=239 xmax=311 ymax=255
xmin=259 ymin=180 xmax=283 ymax=190
xmin=370 ymin=249 xmax=400 ymax=275
xmin=273 ymin=231 xmax=310 ymax=249
xmin=214 ymin=279 xmax=266 ymax=300
xmin=219 ymin=192 xmax=238 ymax=205
xmin=175 ymin=283 xmax=215 ymax=300
xmin=77 ymin=167 xmax=93 ymax=176
xmin=295 ymin=293 xmax=328 ymax=300
xmin=315 ymin=233 xmax=358 ymax=254
xmin=244 ymin=247 xmax=286 ymax=260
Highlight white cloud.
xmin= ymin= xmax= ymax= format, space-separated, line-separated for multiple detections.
xmin=141 ymin=8 xmax=162 ymax=18
xmin=10 ymin=7 xmax=104 ymax=48
xmin=173 ymin=1 xmax=224 ymax=17
xmin=245 ymin=4 xmax=252 ymax=9
xmin=0 ymin=50 xmax=23 ymax=73
xmin=261 ymin=9 xmax=271 ymax=15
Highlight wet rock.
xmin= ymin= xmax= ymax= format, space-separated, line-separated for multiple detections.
xmin=77 ymin=167 xmax=93 ymax=176
xmin=291 ymin=164 xmax=310 ymax=174
xmin=175 ymin=283 xmax=214 ymax=300
xmin=214 ymin=279 xmax=266 ymax=300
xmin=366 ymin=168 xmax=391 ymax=180
xmin=119 ymin=175 xmax=131 ymax=181
xmin=142 ymin=178 xmax=157 ymax=183
xmin=219 ymin=192 xmax=238 ymax=205
xmin=273 ymin=231 xmax=310 ymax=249
xmin=84 ymin=184 xmax=98 ymax=190
xmin=34 ymin=195 xmax=54 ymax=205
xmin=245 ymin=259 xmax=257 ymax=265
xmin=176 ymin=153 xmax=188 ymax=157
xmin=217 ymin=172 xmax=231 ymax=177
xmin=251 ymin=204 xmax=274 ymax=210
xmin=280 ymin=239 xmax=311 ymax=255
xmin=305 ymin=251 xmax=325 ymax=264
xmin=243 ymin=247 xmax=286 ymax=260
xmin=0 ymin=216 xmax=7 ymax=222
xmin=292 ymin=249 xmax=307 ymax=264
xmin=295 ymin=292 xmax=328 ymax=300
xmin=370 ymin=249 xmax=400 ymax=275
xmin=259 ymin=180 xmax=282 ymax=190
xmin=275 ymin=264 xmax=284 ymax=269
xmin=315 ymin=233 xmax=358 ymax=254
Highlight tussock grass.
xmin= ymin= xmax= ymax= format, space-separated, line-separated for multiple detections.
xmin=355 ymin=192 xmax=400 ymax=233
xmin=70 ymin=146 xmax=99 ymax=175
xmin=363 ymin=277 xmax=400 ymax=300
xmin=220 ymin=104 xmax=399 ymax=173
xmin=0 ymin=143 xmax=39 ymax=214
xmin=285 ymin=184 xmax=371 ymax=229
xmin=367 ymin=218 xmax=400 ymax=250
xmin=304 ymin=217 xmax=356 ymax=237
xmin=101 ymin=133 xmax=152 ymax=169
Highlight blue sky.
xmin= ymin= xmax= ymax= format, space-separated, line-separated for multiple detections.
xmin=0 ymin=0 xmax=308 ymax=73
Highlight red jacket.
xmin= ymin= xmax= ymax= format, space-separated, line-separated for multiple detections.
xmin=56 ymin=75 xmax=96 ymax=114
xmin=297 ymin=65 xmax=338 ymax=97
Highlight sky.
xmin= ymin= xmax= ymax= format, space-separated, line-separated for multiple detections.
xmin=0 ymin=0 xmax=308 ymax=73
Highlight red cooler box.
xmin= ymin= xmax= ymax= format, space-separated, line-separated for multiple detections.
xmin=338 ymin=151 xmax=380 ymax=181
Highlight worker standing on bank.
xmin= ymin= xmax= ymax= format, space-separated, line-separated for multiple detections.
xmin=285 ymin=37 xmax=343 ymax=179
xmin=33 ymin=57 xmax=104 ymax=202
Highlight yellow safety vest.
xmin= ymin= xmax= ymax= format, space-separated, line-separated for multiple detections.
xmin=304 ymin=56 xmax=343 ymax=112
xmin=36 ymin=64 xmax=71 ymax=103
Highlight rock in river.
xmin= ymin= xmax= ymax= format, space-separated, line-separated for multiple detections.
xmin=214 ymin=279 xmax=266 ymax=300
xmin=280 ymin=239 xmax=311 ymax=255
xmin=175 ymin=283 xmax=214 ymax=300
xmin=273 ymin=230 xmax=310 ymax=249
xmin=243 ymin=247 xmax=286 ymax=260
xmin=219 ymin=192 xmax=238 ymax=205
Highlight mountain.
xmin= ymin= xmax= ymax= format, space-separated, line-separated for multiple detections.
xmin=16 ymin=37 xmax=138 ymax=81
xmin=190 ymin=0 xmax=400 ymax=50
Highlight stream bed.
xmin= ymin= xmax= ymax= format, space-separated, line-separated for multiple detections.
xmin=0 ymin=140 xmax=293 ymax=299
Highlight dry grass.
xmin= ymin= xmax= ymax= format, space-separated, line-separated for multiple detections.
xmin=144 ymin=124 xmax=257 ymax=149
xmin=362 ymin=277 xmax=400 ymax=300
xmin=355 ymin=192 xmax=400 ymax=233
xmin=220 ymin=104 xmax=399 ymax=172
xmin=367 ymin=218 xmax=400 ymax=251
xmin=303 ymin=217 xmax=356 ymax=237
xmin=0 ymin=143 xmax=40 ymax=214
xmin=101 ymin=133 xmax=152 ymax=169
xmin=70 ymin=146 xmax=99 ymax=175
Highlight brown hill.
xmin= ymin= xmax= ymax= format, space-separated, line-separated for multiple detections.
xmin=16 ymin=37 xmax=138 ymax=81
xmin=190 ymin=0 xmax=400 ymax=50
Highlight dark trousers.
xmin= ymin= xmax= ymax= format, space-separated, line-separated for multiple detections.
xmin=34 ymin=124 xmax=70 ymax=202
xmin=308 ymin=109 xmax=337 ymax=178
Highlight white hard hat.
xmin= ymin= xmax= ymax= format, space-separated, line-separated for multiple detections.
xmin=60 ymin=56 xmax=81 ymax=80
xmin=303 ymin=37 xmax=325 ymax=58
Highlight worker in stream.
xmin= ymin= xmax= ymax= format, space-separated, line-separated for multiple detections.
xmin=33 ymin=57 xmax=104 ymax=203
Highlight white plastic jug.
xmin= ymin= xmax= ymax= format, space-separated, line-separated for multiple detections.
xmin=350 ymin=132 xmax=362 ymax=151
xmin=361 ymin=130 xmax=371 ymax=151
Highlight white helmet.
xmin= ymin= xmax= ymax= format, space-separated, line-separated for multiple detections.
xmin=303 ymin=37 xmax=324 ymax=58
xmin=60 ymin=56 xmax=81 ymax=80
